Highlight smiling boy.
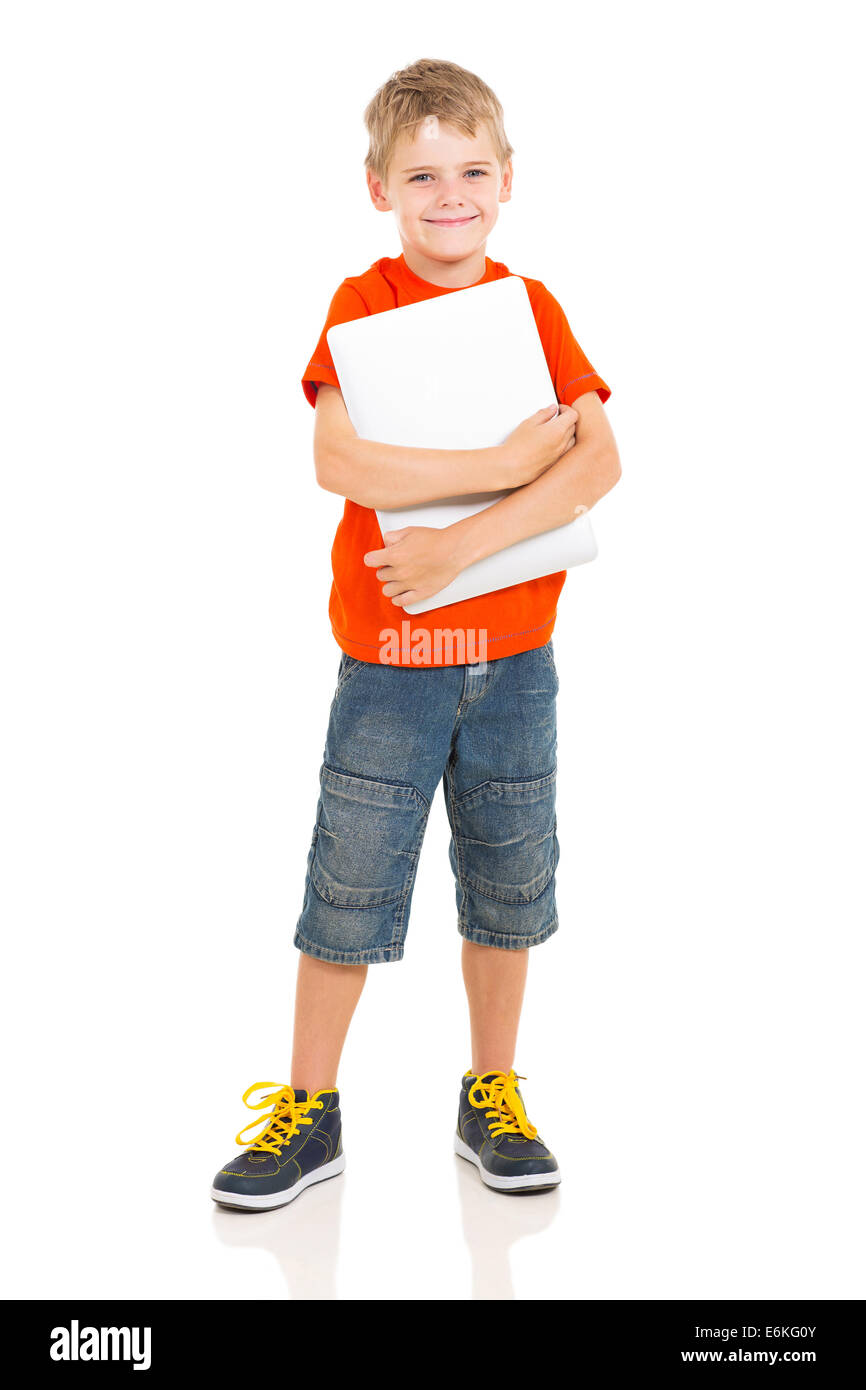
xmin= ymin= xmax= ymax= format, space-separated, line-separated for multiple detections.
xmin=211 ymin=58 xmax=621 ymax=1211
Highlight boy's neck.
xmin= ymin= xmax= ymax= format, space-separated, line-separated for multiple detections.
xmin=399 ymin=243 xmax=489 ymax=289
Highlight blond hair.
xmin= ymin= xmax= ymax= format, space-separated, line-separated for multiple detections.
xmin=363 ymin=58 xmax=514 ymax=184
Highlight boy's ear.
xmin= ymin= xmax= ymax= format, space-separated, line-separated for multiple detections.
xmin=367 ymin=166 xmax=392 ymax=211
xmin=499 ymin=159 xmax=513 ymax=203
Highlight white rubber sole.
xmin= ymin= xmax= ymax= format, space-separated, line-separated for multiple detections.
xmin=454 ymin=1134 xmax=561 ymax=1191
xmin=211 ymin=1153 xmax=346 ymax=1210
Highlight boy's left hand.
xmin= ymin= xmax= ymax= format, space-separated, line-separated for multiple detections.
xmin=363 ymin=526 xmax=463 ymax=608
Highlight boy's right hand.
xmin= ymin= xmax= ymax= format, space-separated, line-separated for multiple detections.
xmin=499 ymin=403 xmax=579 ymax=487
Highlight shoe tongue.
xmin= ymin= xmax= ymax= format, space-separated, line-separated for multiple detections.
xmin=290 ymin=1088 xmax=308 ymax=1104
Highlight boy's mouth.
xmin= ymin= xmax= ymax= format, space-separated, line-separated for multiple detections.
xmin=424 ymin=215 xmax=479 ymax=227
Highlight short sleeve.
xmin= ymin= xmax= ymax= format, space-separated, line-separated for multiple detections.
xmin=527 ymin=280 xmax=611 ymax=407
xmin=301 ymin=281 xmax=370 ymax=409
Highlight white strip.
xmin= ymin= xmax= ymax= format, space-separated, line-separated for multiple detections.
xmin=454 ymin=1133 xmax=560 ymax=1190
xmin=211 ymin=1153 xmax=345 ymax=1210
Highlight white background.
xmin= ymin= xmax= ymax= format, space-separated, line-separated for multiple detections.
xmin=2 ymin=0 xmax=864 ymax=1301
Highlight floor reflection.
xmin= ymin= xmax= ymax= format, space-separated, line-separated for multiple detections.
xmin=455 ymin=1154 xmax=560 ymax=1299
xmin=211 ymin=1155 xmax=558 ymax=1301
xmin=211 ymin=1170 xmax=345 ymax=1300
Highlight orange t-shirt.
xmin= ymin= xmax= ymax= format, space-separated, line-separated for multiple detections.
xmin=302 ymin=253 xmax=611 ymax=666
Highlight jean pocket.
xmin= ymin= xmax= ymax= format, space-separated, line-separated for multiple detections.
xmin=335 ymin=653 xmax=364 ymax=694
xmin=310 ymin=765 xmax=429 ymax=909
xmin=538 ymin=640 xmax=559 ymax=693
xmin=451 ymin=769 xmax=558 ymax=905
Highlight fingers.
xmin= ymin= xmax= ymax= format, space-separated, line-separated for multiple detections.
xmin=543 ymin=406 xmax=577 ymax=434
xmin=538 ymin=403 xmax=577 ymax=420
xmin=383 ymin=582 xmax=416 ymax=603
xmin=373 ymin=557 xmax=411 ymax=591
xmin=365 ymin=529 xmax=413 ymax=566
xmin=363 ymin=548 xmax=390 ymax=567
xmin=377 ymin=568 xmax=418 ymax=602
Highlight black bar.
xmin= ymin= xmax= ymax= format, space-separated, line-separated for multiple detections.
xmin=4 ymin=1298 xmax=863 ymax=1373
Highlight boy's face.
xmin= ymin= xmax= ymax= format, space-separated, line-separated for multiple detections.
xmin=367 ymin=119 xmax=512 ymax=268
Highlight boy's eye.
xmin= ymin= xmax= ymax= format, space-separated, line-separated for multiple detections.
xmin=409 ymin=169 xmax=488 ymax=183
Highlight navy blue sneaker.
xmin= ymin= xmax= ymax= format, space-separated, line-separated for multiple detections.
xmin=211 ymin=1081 xmax=345 ymax=1211
xmin=455 ymin=1069 xmax=561 ymax=1193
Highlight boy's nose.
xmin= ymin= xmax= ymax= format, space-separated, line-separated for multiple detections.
xmin=437 ymin=177 xmax=469 ymax=201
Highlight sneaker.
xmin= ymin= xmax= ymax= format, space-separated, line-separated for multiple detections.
xmin=454 ymin=1069 xmax=561 ymax=1193
xmin=211 ymin=1081 xmax=345 ymax=1211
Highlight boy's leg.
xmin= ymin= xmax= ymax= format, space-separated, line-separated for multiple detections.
xmin=446 ymin=642 xmax=562 ymax=1190
xmin=452 ymin=643 xmax=551 ymax=1068
xmin=291 ymin=954 xmax=367 ymax=1095
xmin=461 ymin=939 xmax=528 ymax=1076
xmin=212 ymin=654 xmax=462 ymax=1209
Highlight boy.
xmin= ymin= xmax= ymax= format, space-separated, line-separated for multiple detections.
xmin=211 ymin=58 xmax=621 ymax=1210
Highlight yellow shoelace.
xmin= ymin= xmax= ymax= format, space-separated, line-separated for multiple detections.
xmin=467 ymin=1069 xmax=539 ymax=1140
xmin=234 ymin=1082 xmax=324 ymax=1154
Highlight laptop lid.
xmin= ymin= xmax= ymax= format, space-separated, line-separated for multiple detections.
xmin=326 ymin=275 xmax=597 ymax=614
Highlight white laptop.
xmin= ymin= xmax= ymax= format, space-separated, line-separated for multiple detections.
xmin=326 ymin=275 xmax=597 ymax=614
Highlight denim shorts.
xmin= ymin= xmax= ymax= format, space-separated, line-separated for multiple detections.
xmin=294 ymin=641 xmax=560 ymax=964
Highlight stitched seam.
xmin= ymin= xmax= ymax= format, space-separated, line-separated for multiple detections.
xmin=320 ymin=762 xmax=431 ymax=812
xmin=308 ymin=874 xmax=403 ymax=911
xmin=459 ymin=1113 xmax=475 ymax=1144
xmin=445 ymin=757 xmax=469 ymax=933
xmin=310 ymin=1131 xmax=331 ymax=1163
xmin=458 ymin=663 xmax=494 ymax=709
xmin=457 ymin=861 xmax=556 ymax=906
xmin=491 ymin=1153 xmax=556 ymax=1165
xmin=561 ymin=371 xmax=600 ymax=393
xmin=458 ymin=917 xmax=558 ymax=947
xmin=388 ymin=804 xmax=430 ymax=951
xmin=335 ymin=654 xmax=365 ymax=694
xmin=331 ymin=616 xmax=556 ymax=651
xmin=294 ymin=927 xmax=404 ymax=963
xmin=455 ymin=766 xmax=557 ymax=808
xmin=276 ymin=1111 xmax=324 ymax=1169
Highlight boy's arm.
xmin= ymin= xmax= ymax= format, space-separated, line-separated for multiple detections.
xmin=363 ymin=392 xmax=621 ymax=609
xmin=311 ymin=383 xmax=574 ymax=509
xmin=454 ymin=391 xmax=621 ymax=560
